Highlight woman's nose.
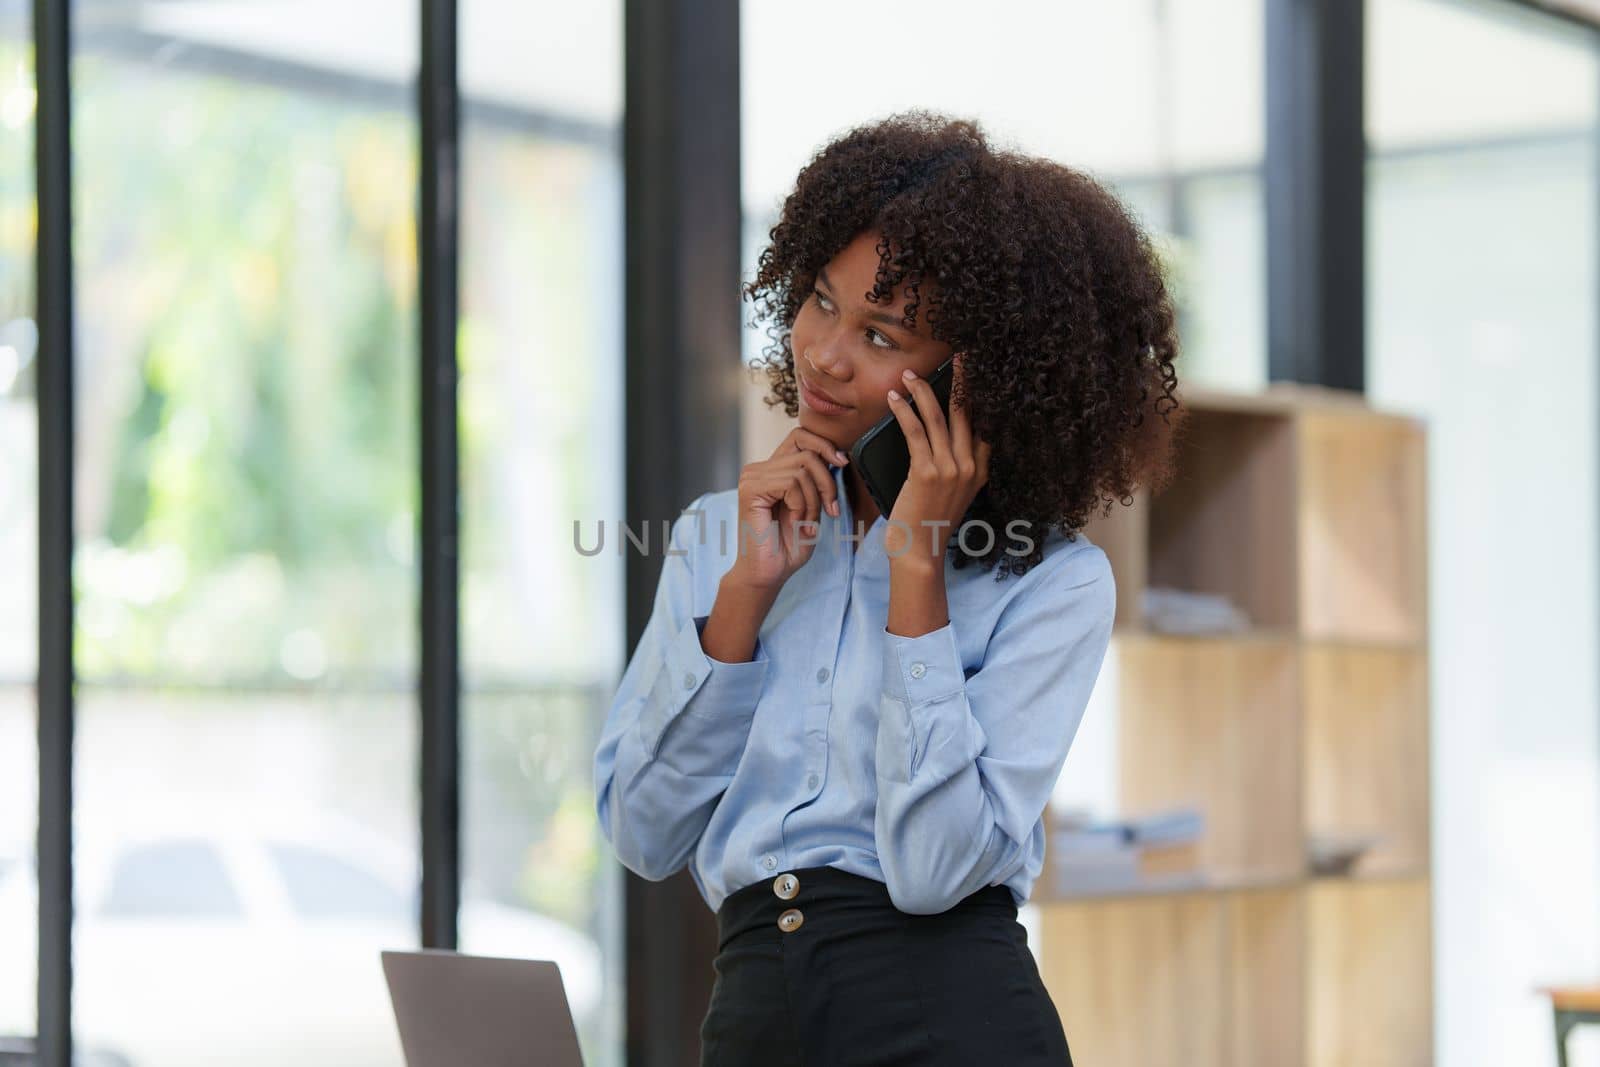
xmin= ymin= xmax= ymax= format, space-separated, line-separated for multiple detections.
xmin=806 ymin=335 xmax=849 ymax=380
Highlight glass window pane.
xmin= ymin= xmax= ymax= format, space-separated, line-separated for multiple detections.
xmin=1173 ymin=171 xmax=1267 ymax=391
xmin=97 ymin=840 xmax=243 ymax=920
xmin=69 ymin=4 xmax=419 ymax=1063
xmin=0 ymin=7 xmax=37 ymax=1052
xmin=73 ymin=693 xmax=416 ymax=1064
xmin=457 ymin=5 xmax=624 ymax=1067
xmin=741 ymin=0 xmax=1265 ymax=390
xmin=1367 ymin=0 xmax=1600 ymax=1062
xmin=267 ymin=841 xmax=414 ymax=923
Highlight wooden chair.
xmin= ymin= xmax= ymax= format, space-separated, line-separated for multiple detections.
xmin=1542 ymin=986 xmax=1600 ymax=1067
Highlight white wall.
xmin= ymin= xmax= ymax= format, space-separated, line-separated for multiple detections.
xmin=1369 ymin=6 xmax=1600 ymax=1058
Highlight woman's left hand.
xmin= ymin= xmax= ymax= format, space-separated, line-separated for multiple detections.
xmin=884 ymin=352 xmax=992 ymax=568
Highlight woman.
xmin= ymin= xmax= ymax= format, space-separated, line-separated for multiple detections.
xmin=594 ymin=110 xmax=1183 ymax=1065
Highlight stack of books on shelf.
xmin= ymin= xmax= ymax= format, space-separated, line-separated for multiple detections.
xmin=1142 ymin=585 xmax=1251 ymax=634
xmin=1044 ymin=806 xmax=1206 ymax=896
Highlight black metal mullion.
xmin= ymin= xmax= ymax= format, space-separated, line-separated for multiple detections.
xmin=623 ymin=0 xmax=743 ymax=1062
xmin=1265 ymin=0 xmax=1366 ymax=391
xmin=34 ymin=0 xmax=74 ymax=1063
xmin=418 ymin=0 xmax=461 ymax=951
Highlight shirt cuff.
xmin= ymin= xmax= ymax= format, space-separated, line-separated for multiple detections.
xmin=638 ymin=614 xmax=771 ymax=756
xmin=879 ymin=622 xmax=987 ymax=784
xmin=881 ymin=622 xmax=966 ymax=708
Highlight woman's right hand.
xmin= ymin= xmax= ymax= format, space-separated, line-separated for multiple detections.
xmin=725 ymin=426 xmax=851 ymax=591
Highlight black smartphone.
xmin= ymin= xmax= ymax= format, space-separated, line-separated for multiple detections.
xmin=847 ymin=357 xmax=955 ymax=519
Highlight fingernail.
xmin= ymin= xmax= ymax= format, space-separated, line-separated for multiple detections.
xmin=888 ymin=389 xmax=900 ymax=401
xmin=901 ymin=369 xmax=916 ymax=380
xmin=835 ymin=450 xmax=849 ymax=464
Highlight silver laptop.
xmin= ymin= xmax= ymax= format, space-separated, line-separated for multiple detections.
xmin=381 ymin=949 xmax=585 ymax=1067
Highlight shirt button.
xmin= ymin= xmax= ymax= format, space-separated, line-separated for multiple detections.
xmin=807 ymin=773 xmax=819 ymax=790
xmin=683 ymin=672 xmax=697 ymax=689
xmin=909 ymin=662 xmax=926 ymax=679
xmin=762 ymin=854 xmax=777 ymax=871
xmin=816 ymin=667 xmax=830 ymax=683
xmin=778 ymin=908 xmax=804 ymax=933
xmin=773 ymin=873 xmax=799 ymax=900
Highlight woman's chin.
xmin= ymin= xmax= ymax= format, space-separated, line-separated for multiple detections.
xmin=799 ymin=408 xmax=852 ymax=438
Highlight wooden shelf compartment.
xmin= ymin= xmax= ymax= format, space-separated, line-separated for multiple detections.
xmin=1035 ymin=885 xmax=1302 ymax=1067
xmin=1035 ymin=877 xmax=1433 ymax=1067
xmin=1081 ymin=484 xmax=1148 ymax=632
xmin=1302 ymin=642 xmax=1431 ymax=878
xmin=1305 ymin=877 xmax=1433 ymax=1067
xmin=1038 ymin=890 xmax=1230 ymax=1067
xmin=1296 ymin=407 xmax=1428 ymax=645
xmin=1146 ymin=408 xmax=1300 ymax=633
xmin=1116 ymin=632 xmax=1302 ymax=882
xmin=1040 ymin=385 xmax=1432 ymax=1067
xmin=1083 ymin=391 xmax=1428 ymax=648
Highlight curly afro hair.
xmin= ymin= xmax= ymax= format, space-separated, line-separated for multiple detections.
xmin=743 ymin=109 xmax=1186 ymax=580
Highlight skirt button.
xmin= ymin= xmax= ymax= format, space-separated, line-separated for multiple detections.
xmin=777 ymin=908 xmax=804 ymax=933
xmin=773 ymin=873 xmax=799 ymax=900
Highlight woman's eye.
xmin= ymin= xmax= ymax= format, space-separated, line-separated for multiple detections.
xmin=813 ymin=288 xmax=893 ymax=349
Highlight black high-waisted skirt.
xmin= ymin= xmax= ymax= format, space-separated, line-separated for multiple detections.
xmin=699 ymin=864 xmax=1074 ymax=1066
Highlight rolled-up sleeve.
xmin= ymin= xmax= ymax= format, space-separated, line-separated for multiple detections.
xmin=594 ymin=494 xmax=772 ymax=881
xmin=873 ymin=545 xmax=1116 ymax=914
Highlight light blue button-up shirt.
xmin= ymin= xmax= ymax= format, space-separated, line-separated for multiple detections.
xmin=593 ymin=461 xmax=1116 ymax=916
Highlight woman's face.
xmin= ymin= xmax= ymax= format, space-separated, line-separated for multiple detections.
xmin=790 ymin=229 xmax=954 ymax=452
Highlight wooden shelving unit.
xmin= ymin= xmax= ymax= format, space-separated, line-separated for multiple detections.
xmin=1034 ymin=382 xmax=1433 ymax=1067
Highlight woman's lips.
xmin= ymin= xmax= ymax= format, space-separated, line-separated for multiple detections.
xmin=800 ymin=377 xmax=852 ymax=415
